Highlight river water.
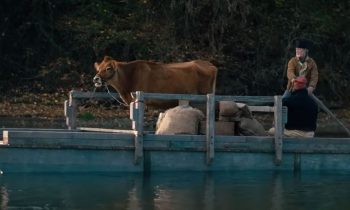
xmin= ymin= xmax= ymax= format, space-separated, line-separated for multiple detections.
xmin=1 ymin=171 xmax=350 ymax=210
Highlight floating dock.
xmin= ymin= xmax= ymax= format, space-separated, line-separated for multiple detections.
xmin=1 ymin=91 xmax=349 ymax=173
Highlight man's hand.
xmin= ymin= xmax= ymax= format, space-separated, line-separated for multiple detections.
xmin=307 ymin=86 xmax=314 ymax=95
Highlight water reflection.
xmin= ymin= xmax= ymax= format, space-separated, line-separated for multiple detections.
xmin=0 ymin=171 xmax=350 ymax=210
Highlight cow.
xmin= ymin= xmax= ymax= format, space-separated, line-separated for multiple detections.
xmin=93 ymin=56 xmax=217 ymax=106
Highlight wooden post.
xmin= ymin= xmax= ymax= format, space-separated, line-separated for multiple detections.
xmin=274 ymin=95 xmax=283 ymax=165
xmin=206 ymin=94 xmax=215 ymax=165
xmin=65 ymin=90 xmax=78 ymax=130
xmin=133 ymin=91 xmax=144 ymax=165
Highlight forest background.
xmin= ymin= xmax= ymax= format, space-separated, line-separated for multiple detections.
xmin=0 ymin=0 xmax=349 ymax=115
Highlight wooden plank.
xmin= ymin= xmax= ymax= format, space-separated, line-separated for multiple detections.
xmin=283 ymin=137 xmax=350 ymax=153
xmin=0 ymin=148 xmax=143 ymax=173
xmin=139 ymin=92 xmax=207 ymax=102
xmin=3 ymin=130 xmax=350 ymax=153
xmin=3 ymin=130 xmax=134 ymax=150
xmin=206 ymin=94 xmax=215 ymax=164
xmin=144 ymin=134 xmax=205 ymax=141
xmin=3 ymin=147 xmax=350 ymax=172
xmin=274 ymin=95 xmax=283 ymax=165
xmin=3 ymin=130 xmax=133 ymax=140
xmin=216 ymin=95 xmax=274 ymax=105
xmin=248 ymin=106 xmax=274 ymax=112
xmin=77 ymin=127 xmax=135 ymax=134
xmin=71 ymin=91 xmax=275 ymax=105
xmin=5 ymin=134 xmax=350 ymax=154
xmin=70 ymin=90 xmax=119 ymax=99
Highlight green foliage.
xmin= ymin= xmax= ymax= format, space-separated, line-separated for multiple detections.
xmin=77 ymin=112 xmax=95 ymax=121
xmin=0 ymin=0 xmax=350 ymax=105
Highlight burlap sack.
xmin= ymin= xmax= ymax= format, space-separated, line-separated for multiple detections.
xmin=219 ymin=101 xmax=239 ymax=116
xmin=238 ymin=117 xmax=267 ymax=136
xmin=219 ymin=102 xmax=253 ymax=121
xmin=156 ymin=105 xmax=205 ymax=135
xmin=199 ymin=121 xmax=236 ymax=135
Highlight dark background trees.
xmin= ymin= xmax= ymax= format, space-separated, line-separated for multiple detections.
xmin=1 ymin=0 xmax=349 ymax=106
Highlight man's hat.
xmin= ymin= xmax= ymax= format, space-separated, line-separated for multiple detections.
xmin=295 ymin=39 xmax=312 ymax=50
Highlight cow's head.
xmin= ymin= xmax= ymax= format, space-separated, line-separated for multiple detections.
xmin=93 ymin=56 xmax=117 ymax=87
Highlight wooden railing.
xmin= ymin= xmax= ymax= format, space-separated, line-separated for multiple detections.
xmin=64 ymin=90 xmax=287 ymax=165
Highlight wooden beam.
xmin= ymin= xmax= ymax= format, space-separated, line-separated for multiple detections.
xmin=70 ymin=90 xmax=119 ymax=99
xmin=77 ymin=127 xmax=135 ymax=134
xmin=248 ymin=106 xmax=274 ymax=112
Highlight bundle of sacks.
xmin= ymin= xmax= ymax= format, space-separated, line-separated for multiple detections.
xmin=156 ymin=105 xmax=204 ymax=135
xmin=155 ymin=102 xmax=267 ymax=136
xmin=219 ymin=101 xmax=267 ymax=136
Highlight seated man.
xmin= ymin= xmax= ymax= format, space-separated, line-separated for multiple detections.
xmin=269 ymin=76 xmax=318 ymax=137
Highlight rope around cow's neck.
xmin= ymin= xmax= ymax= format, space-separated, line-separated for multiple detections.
xmin=105 ymin=84 xmax=129 ymax=107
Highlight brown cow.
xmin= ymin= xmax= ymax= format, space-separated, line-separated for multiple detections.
xmin=93 ymin=56 xmax=217 ymax=106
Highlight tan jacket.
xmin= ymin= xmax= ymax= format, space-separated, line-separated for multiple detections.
xmin=286 ymin=57 xmax=318 ymax=91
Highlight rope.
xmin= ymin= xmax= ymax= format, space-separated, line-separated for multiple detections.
xmin=310 ymin=94 xmax=350 ymax=137
xmin=105 ymin=84 xmax=129 ymax=107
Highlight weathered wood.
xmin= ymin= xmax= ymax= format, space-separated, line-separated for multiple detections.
xmin=216 ymin=95 xmax=274 ymax=105
xmin=64 ymin=100 xmax=71 ymax=127
xmin=206 ymin=94 xmax=215 ymax=165
xmin=4 ymin=130 xmax=350 ymax=154
xmin=130 ymin=92 xmax=275 ymax=105
xmin=3 ymin=129 xmax=350 ymax=172
xmin=130 ymin=102 xmax=137 ymax=130
xmin=274 ymin=96 xmax=283 ymax=165
xmin=77 ymin=127 xmax=135 ymax=134
xmin=248 ymin=106 xmax=274 ymax=112
xmin=67 ymin=91 xmax=78 ymax=130
xmin=65 ymin=90 xmax=120 ymax=130
xmin=70 ymin=90 xmax=119 ymax=99
xmin=3 ymin=130 xmax=134 ymax=149
xmin=248 ymin=106 xmax=288 ymax=124
xmin=0 ymin=147 xmax=143 ymax=173
xmin=134 ymin=91 xmax=144 ymax=164
xmin=134 ymin=92 xmax=207 ymax=102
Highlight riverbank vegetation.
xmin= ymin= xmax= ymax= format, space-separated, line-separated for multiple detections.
xmin=1 ymin=0 xmax=349 ymax=108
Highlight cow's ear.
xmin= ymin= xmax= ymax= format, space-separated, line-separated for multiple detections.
xmin=94 ymin=62 xmax=99 ymax=71
xmin=111 ymin=60 xmax=118 ymax=70
xmin=103 ymin=56 xmax=112 ymax=61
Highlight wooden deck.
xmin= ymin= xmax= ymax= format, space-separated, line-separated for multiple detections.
xmin=1 ymin=91 xmax=349 ymax=173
